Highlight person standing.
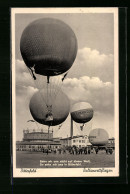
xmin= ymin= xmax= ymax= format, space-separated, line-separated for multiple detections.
xmin=95 ymin=147 xmax=98 ymax=154
xmin=72 ymin=147 xmax=75 ymax=155
xmin=88 ymin=146 xmax=91 ymax=154
xmin=84 ymin=147 xmax=87 ymax=154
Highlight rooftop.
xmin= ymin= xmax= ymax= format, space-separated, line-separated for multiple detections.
xmin=16 ymin=141 xmax=61 ymax=145
xmin=60 ymin=135 xmax=87 ymax=140
xmin=24 ymin=131 xmax=53 ymax=134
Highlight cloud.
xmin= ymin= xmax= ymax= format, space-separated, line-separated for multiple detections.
xmin=15 ymin=59 xmax=64 ymax=90
xmin=16 ymin=85 xmax=38 ymax=114
xmin=15 ymin=52 xmax=114 ymax=140
xmin=15 ymin=60 xmax=35 ymax=88
xmin=15 ymin=58 xmax=114 ymax=115
xmin=62 ymin=76 xmax=114 ymax=115
xmin=68 ymin=47 xmax=114 ymax=83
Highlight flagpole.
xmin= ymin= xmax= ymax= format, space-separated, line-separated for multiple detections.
xmin=70 ymin=117 xmax=73 ymax=138
xmin=48 ymin=126 xmax=50 ymax=141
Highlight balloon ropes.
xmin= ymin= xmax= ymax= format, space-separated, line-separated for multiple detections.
xmin=29 ymin=87 xmax=70 ymax=127
xmin=20 ymin=18 xmax=78 ymax=126
xmin=70 ymin=102 xmax=94 ymax=132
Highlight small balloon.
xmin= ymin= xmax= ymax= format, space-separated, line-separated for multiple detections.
xmin=89 ymin=128 xmax=109 ymax=146
xmin=70 ymin=102 xmax=94 ymax=124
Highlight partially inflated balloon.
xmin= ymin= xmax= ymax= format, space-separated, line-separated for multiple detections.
xmin=29 ymin=88 xmax=70 ymax=126
xmin=20 ymin=18 xmax=77 ymax=76
xmin=70 ymin=102 xmax=93 ymax=123
xmin=89 ymin=128 xmax=109 ymax=146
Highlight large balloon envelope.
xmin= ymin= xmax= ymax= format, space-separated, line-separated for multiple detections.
xmin=20 ymin=18 xmax=77 ymax=76
xmin=29 ymin=88 xmax=70 ymax=126
xmin=89 ymin=128 xmax=109 ymax=146
xmin=70 ymin=102 xmax=93 ymax=123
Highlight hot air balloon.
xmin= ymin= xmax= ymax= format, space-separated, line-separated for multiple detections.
xmin=20 ymin=18 xmax=77 ymax=78
xmin=29 ymin=88 xmax=70 ymax=126
xmin=70 ymin=102 xmax=94 ymax=124
xmin=89 ymin=128 xmax=109 ymax=146
xmin=20 ymin=18 xmax=77 ymax=116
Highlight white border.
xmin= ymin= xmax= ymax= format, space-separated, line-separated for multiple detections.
xmin=11 ymin=7 xmax=119 ymax=177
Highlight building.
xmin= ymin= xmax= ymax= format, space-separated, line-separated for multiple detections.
xmin=71 ymin=135 xmax=90 ymax=147
xmin=16 ymin=129 xmax=61 ymax=151
xmin=60 ymin=135 xmax=91 ymax=148
xmin=23 ymin=129 xmax=53 ymax=141
xmin=60 ymin=137 xmax=71 ymax=147
xmin=16 ymin=129 xmax=92 ymax=151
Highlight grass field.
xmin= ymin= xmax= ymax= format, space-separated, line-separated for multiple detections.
xmin=16 ymin=150 xmax=115 ymax=168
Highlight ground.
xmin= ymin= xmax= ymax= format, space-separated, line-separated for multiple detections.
xmin=16 ymin=150 xmax=115 ymax=168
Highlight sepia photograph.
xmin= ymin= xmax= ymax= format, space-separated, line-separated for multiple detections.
xmin=11 ymin=8 xmax=119 ymax=177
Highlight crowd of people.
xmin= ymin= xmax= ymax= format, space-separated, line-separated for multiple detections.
xmin=42 ymin=146 xmax=98 ymax=155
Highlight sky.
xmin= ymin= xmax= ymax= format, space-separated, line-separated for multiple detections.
xmin=14 ymin=12 xmax=115 ymax=140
